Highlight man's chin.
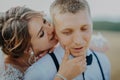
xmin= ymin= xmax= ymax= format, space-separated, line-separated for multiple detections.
xmin=70 ymin=52 xmax=86 ymax=57
xmin=71 ymin=53 xmax=81 ymax=57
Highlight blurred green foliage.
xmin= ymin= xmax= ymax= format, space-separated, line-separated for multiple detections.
xmin=93 ymin=21 xmax=120 ymax=31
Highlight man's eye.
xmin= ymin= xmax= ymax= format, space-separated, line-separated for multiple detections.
xmin=81 ymin=25 xmax=88 ymax=31
xmin=62 ymin=32 xmax=71 ymax=35
xmin=39 ymin=31 xmax=44 ymax=38
xmin=81 ymin=27 xmax=87 ymax=31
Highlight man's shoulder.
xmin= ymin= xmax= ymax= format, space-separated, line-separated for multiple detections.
xmin=24 ymin=54 xmax=56 ymax=80
xmin=26 ymin=44 xmax=64 ymax=72
xmin=93 ymin=51 xmax=109 ymax=62
xmin=28 ymin=54 xmax=54 ymax=70
xmin=91 ymin=50 xmax=111 ymax=71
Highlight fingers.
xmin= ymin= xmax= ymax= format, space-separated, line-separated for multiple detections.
xmin=78 ymin=58 xmax=87 ymax=72
xmin=69 ymin=54 xmax=86 ymax=63
xmin=62 ymin=47 xmax=70 ymax=62
xmin=69 ymin=55 xmax=86 ymax=73
xmin=77 ymin=58 xmax=86 ymax=67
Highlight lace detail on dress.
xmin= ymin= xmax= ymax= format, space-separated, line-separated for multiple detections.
xmin=0 ymin=49 xmax=5 ymax=75
xmin=0 ymin=64 xmax=24 ymax=80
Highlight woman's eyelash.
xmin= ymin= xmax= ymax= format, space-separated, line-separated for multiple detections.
xmin=39 ymin=30 xmax=44 ymax=38
xmin=43 ymin=19 xmax=46 ymax=24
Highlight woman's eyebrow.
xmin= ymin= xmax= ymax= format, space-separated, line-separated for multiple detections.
xmin=37 ymin=26 xmax=43 ymax=37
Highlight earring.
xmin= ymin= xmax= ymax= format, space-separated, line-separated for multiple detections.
xmin=28 ymin=51 xmax=36 ymax=65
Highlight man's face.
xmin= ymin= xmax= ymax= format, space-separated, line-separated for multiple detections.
xmin=28 ymin=16 xmax=58 ymax=57
xmin=54 ymin=10 xmax=92 ymax=57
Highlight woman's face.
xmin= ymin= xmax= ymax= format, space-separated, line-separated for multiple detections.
xmin=28 ymin=16 xmax=58 ymax=58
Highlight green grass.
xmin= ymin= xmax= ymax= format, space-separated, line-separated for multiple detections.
xmin=93 ymin=21 xmax=120 ymax=31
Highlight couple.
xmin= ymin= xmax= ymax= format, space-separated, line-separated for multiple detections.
xmin=0 ymin=0 xmax=110 ymax=80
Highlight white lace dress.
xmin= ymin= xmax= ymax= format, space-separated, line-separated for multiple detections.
xmin=0 ymin=64 xmax=24 ymax=80
xmin=0 ymin=50 xmax=24 ymax=80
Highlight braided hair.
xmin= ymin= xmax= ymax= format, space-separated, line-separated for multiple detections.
xmin=0 ymin=6 xmax=42 ymax=58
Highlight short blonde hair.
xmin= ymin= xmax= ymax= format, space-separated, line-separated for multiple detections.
xmin=50 ymin=0 xmax=90 ymax=23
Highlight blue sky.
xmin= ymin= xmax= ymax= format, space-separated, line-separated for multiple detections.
xmin=0 ymin=0 xmax=120 ymax=21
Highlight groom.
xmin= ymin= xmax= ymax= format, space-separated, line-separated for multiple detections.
xmin=24 ymin=0 xmax=110 ymax=80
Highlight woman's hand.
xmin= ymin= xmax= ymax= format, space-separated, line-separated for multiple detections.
xmin=55 ymin=47 xmax=86 ymax=80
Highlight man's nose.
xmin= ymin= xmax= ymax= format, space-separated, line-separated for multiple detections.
xmin=73 ymin=33 xmax=84 ymax=45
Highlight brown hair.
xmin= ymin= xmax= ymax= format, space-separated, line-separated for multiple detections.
xmin=0 ymin=6 xmax=42 ymax=58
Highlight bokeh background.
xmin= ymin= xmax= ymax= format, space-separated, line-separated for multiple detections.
xmin=0 ymin=0 xmax=120 ymax=80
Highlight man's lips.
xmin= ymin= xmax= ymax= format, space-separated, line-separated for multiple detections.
xmin=72 ymin=47 xmax=84 ymax=52
xmin=74 ymin=47 xmax=83 ymax=50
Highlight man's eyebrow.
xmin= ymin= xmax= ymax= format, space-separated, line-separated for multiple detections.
xmin=37 ymin=26 xmax=43 ymax=37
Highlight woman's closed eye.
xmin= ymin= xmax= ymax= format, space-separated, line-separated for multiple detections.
xmin=43 ymin=19 xmax=47 ymax=24
xmin=39 ymin=30 xmax=44 ymax=38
